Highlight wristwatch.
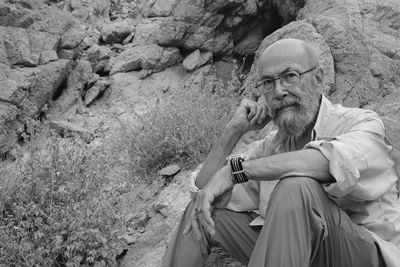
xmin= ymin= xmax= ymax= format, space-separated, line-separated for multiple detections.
xmin=227 ymin=155 xmax=249 ymax=184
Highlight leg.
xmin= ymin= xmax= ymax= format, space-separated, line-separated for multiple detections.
xmin=161 ymin=201 xmax=260 ymax=267
xmin=248 ymin=177 xmax=385 ymax=267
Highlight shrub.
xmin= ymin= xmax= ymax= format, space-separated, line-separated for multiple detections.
xmin=0 ymin=133 xmax=129 ymax=266
xmin=121 ymin=85 xmax=239 ymax=177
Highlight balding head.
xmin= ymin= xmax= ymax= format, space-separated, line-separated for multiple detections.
xmin=258 ymin=38 xmax=320 ymax=77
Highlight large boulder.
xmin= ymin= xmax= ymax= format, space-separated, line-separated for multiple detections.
xmin=0 ymin=60 xmax=72 ymax=109
xmin=0 ymin=0 xmax=88 ymax=57
xmin=0 ymin=26 xmax=59 ymax=67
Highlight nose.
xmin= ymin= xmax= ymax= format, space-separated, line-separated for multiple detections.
xmin=273 ymin=78 xmax=288 ymax=99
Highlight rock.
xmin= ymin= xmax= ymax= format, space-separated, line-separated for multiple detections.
xmin=101 ymin=19 xmax=134 ymax=44
xmin=110 ymin=65 xmax=186 ymax=115
xmin=158 ymin=164 xmax=181 ymax=177
xmin=233 ymin=24 xmax=263 ymax=55
xmin=0 ymin=64 xmax=37 ymax=105
xmin=84 ymin=79 xmax=111 ymax=106
xmin=59 ymin=0 xmax=111 ymax=23
xmin=86 ymin=44 xmax=110 ymax=62
xmin=132 ymin=17 xmax=187 ymax=47
xmin=298 ymin=0 xmax=400 ymax=108
xmin=49 ymin=120 xmax=95 ymax=142
xmin=108 ymin=44 xmax=181 ymax=75
xmin=50 ymin=60 xmax=94 ymax=113
xmin=0 ymin=60 xmax=72 ymax=111
xmin=137 ymin=179 xmax=163 ymax=201
xmin=0 ymin=26 xmax=59 ymax=67
xmin=59 ymin=26 xmax=87 ymax=50
xmin=120 ymin=171 xmax=192 ymax=267
xmin=122 ymin=32 xmax=135 ymax=45
xmin=183 ymin=49 xmax=213 ymax=72
xmin=140 ymin=0 xmax=175 ymax=17
xmin=0 ymin=102 xmax=18 ymax=156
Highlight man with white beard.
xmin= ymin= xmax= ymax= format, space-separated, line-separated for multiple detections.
xmin=161 ymin=38 xmax=400 ymax=267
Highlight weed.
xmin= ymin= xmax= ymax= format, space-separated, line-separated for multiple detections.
xmin=0 ymin=132 xmax=129 ymax=266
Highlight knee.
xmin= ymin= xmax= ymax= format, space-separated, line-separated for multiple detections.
xmin=275 ymin=177 xmax=320 ymax=195
xmin=267 ymin=177 xmax=323 ymax=215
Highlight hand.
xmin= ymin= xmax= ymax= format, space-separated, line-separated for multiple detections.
xmin=183 ymin=165 xmax=235 ymax=239
xmin=229 ymin=92 xmax=271 ymax=132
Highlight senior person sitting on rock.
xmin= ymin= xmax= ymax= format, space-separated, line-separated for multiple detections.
xmin=161 ymin=38 xmax=400 ymax=267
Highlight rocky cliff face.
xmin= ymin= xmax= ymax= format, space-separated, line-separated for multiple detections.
xmin=1 ymin=0 xmax=400 ymax=266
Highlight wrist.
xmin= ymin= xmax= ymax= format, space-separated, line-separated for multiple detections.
xmin=226 ymin=120 xmax=247 ymax=134
xmin=227 ymin=155 xmax=249 ymax=184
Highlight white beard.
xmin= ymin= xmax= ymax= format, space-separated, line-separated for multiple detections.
xmin=273 ymin=105 xmax=315 ymax=136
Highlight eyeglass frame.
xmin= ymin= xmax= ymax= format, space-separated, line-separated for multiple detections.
xmin=255 ymin=66 xmax=318 ymax=93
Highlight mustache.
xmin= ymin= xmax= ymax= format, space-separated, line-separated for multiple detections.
xmin=270 ymin=98 xmax=298 ymax=111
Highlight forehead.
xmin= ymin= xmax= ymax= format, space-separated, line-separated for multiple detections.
xmin=258 ymin=43 xmax=310 ymax=77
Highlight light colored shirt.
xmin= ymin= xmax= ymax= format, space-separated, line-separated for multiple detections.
xmin=190 ymin=95 xmax=400 ymax=267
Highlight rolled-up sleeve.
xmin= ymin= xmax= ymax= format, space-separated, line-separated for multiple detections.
xmin=306 ymin=113 xmax=395 ymax=200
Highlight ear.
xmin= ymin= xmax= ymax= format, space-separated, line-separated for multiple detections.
xmin=313 ymin=67 xmax=324 ymax=86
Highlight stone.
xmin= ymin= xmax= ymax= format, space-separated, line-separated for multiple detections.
xmin=108 ymin=44 xmax=181 ymax=75
xmin=122 ymin=32 xmax=135 ymax=45
xmin=0 ymin=26 xmax=59 ymax=67
xmin=86 ymin=44 xmax=110 ymax=62
xmin=101 ymin=19 xmax=134 ymax=44
xmin=0 ymin=64 xmax=37 ymax=105
xmin=298 ymin=0 xmax=400 ymax=108
xmin=30 ymin=60 xmax=73 ymax=110
xmin=183 ymin=49 xmax=213 ymax=72
xmin=59 ymin=27 xmax=87 ymax=49
xmin=60 ymin=0 xmax=111 ymax=23
xmin=140 ymin=0 xmax=175 ymax=17
xmin=233 ymin=24 xmax=263 ymax=55
xmin=84 ymin=80 xmax=111 ymax=106
xmin=50 ymin=60 xmax=93 ymax=113
xmin=158 ymin=164 xmax=181 ymax=177
xmin=0 ymin=102 xmax=18 ymax=155
xmin=132 ymin=17 xmax=187 ymax=47
xmin=49 ymin=120 xmax=95 ymax=142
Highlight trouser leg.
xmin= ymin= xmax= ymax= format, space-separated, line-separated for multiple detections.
xmin=161 ymin=200 xmax=261 ymax=267
xmin=248 ymin=177 xmax=385 ymax=267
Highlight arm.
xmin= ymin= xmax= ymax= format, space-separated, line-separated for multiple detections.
xmin=186 ymin=148 xmax=333 ymax=237
xmin=195 ymin=94 xmax=271 ymax=189
xmin=243 ymin=149 xmax=334 ymax=183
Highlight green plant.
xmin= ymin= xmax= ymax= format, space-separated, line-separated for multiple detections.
xmin=121 ymin=86 xmax=239 ymax=178
xmin=0 ymin=132 xmax=130 ymax=266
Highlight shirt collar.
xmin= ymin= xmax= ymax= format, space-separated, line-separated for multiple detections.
xmin=311 ymin=95 xmax=332 ymax=141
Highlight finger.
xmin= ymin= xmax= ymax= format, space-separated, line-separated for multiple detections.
xmin=183 ymin=215 xmax=192 ymax=235
xmin=250 ymin=105 xmax=263 ymax=125
xmin=200 ymin=209 xmax=215 ymax=236
xmin=248 ymin=91 xmax=260 ymax=102
xmin=191 ymin=215 xmax=202 ymax=241
xmin=247 ymin=103 xmax=258 ymax=120
xmin=258 ymin=104 xmax=269 ymax=124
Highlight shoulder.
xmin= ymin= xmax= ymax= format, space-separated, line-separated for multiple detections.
xmin=328 ymin=103 xmax=384 ymax=135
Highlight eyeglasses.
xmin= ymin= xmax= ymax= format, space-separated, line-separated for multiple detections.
xmin=255 ymin=66 xmax=317 ymax=93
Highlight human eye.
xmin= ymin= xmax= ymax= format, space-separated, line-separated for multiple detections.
xmin=282 ymin=71 xmax=299 ymax=84
xmin=262 ymin=79 xmax=274 ymax=86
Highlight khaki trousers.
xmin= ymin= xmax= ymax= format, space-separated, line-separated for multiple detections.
xmin=161 ymin=177 xmax=386 ymax=267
